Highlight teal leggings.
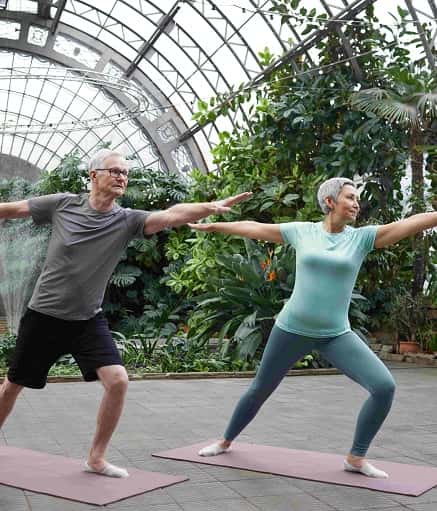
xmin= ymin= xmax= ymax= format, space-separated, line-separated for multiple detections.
xmin=224 ymin=326 xmax=396 ymax=456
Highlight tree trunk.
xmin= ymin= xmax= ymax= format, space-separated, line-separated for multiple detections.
xmin=410 ymin=127 xmax=425 ymax=298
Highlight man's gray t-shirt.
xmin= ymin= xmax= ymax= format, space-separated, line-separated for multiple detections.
xmin=28 ymin=193 xmax=149 ymax=320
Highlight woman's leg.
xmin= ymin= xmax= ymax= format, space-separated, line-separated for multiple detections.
xmin=200 ymin=326 xmax=314 ymax=455
xmin=319 ymin=331 xmax=395 ymax=476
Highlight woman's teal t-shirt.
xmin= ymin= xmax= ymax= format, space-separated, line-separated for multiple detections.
xmin=276 ymin=221 xmax=379 ymax=338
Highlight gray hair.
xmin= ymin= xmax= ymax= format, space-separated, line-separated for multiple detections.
xmin=88 ymin=149 xmax=127 ymax=172
xmin=317 ymin=177 xmax=356 ymax=214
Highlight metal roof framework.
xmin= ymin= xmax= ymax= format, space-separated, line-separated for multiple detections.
xmin=0 ymin=0 xmax=434 ymax=173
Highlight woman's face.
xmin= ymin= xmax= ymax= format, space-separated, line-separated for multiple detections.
xmin=328 ymin=184 xmax=360 ymax=222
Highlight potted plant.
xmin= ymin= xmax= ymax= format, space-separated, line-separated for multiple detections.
xmin=389 ymin=291 xmax=432 ymax=354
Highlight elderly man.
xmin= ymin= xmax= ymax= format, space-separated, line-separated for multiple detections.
xmin=0 ymin=148 xmax=251 ymax=478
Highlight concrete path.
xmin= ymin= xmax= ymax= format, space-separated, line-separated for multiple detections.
xmin=1 ymin=364 xmax=436 ymax=511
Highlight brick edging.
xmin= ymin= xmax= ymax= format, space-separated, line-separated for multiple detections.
xmin=378 ymin=352 xmax=437 ymax=366
xmin=0 ymin=367 xmax=341 ymax=383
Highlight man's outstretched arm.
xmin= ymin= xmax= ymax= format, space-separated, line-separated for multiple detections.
xmin=0 ymin=200 xmax=30 ymax=219
xmin=143 ymin=192 xmax=252 ymax=235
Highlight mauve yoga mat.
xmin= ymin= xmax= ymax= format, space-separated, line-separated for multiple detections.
xmin=0 ymin=446 xmax=188 ymax=506
xmin=153 ymin=440 xmax=437 ymax=496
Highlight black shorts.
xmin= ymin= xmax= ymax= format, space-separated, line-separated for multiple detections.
xmin=7 ymin=308 xmax=123 ymax=389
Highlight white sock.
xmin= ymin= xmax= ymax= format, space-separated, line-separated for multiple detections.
xmin=198 ymin=442 xmax=229 ymax=457
xmin=344 ymin=460 xmax=388 ymax=478
xmin=84 ymin=461 xmax=129 ymax=478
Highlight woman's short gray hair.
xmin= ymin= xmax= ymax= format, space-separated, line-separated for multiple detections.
xmin=317 ymin=177 xmax=356 ymax=214
xmin=88 ymin=149 xmax=126 ymax=172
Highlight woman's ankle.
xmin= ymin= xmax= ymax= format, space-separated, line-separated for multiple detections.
xmin=221 ymin=439 xmax=232 ymax=449
xmin=346 ymin=454 xmax=364 ymax=467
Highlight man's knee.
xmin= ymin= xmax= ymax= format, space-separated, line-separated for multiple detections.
xmin=109 ymin=373 xmax=128 ymax=395
xmin=99 ymin=366 xmax=129 ymax=395
xmin=1 ymin=378 xmax=24 ymax=400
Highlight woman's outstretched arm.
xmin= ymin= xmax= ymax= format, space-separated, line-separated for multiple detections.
xmin=188 ymin=221 xmax=283 ymax=243
xmin=374 ymin=211 xmax=437 ymax=249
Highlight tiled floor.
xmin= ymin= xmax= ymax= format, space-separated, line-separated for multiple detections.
xmin=1 ymin=364 xmax=437 ymax=510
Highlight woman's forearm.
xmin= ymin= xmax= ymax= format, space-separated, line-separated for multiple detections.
xmin=402 ymin=211 xmax=437 ymax=235
xmin=207 ymin=221 xmax=283 ymax=243
xmin=208 ymin=221 xmax=257 ymax=237
xmin=375 ymin=211 xmax=437 ymax=248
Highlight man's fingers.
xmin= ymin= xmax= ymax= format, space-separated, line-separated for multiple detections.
xmin=225 ymin=192 xmax=253 ymax=206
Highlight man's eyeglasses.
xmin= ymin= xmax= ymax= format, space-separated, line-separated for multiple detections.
xmin=95 ymin=167 xmax=129 ymax=178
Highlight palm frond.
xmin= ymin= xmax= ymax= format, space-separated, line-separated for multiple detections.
xmin=375 ymin=100 xmax=419 ymax=126
xmin=352 ymin=89 xmax=420 ymax=127
xmin=416 ymin=92 xmax=437 ymax=119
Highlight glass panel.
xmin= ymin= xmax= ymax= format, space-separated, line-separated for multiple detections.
xmin=0 ymin=20 xmax=20 ymax=40
xmin=7 ymin=0 xmax=37 ymax=13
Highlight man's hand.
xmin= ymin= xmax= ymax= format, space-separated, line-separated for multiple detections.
xmin=144 ymin=192 xmax=253 ymax=235
xmin=210 ymin=192 xmax=253 ymax=214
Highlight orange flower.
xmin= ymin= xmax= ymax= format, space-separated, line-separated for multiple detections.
xmin=266 ymin=270 xmax=277 ymax=281
xmin=182 ymin=324 xmax=190 ymax=333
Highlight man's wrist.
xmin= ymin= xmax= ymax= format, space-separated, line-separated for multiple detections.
xmin=208 ymin=201 xmax=218 ymax=214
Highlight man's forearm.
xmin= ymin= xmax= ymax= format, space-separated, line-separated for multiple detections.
xmin=165 ymin=202 xmax=215 ymax=227
xmin=0 ymin=200 xmax=30 ymax=219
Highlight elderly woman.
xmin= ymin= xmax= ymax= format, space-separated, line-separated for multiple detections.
xmin=189 ymin=177 xmax=437 ymax=478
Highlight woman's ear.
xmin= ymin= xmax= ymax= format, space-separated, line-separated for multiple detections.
xmin=325 ymin=196 xmax=335 ymax=211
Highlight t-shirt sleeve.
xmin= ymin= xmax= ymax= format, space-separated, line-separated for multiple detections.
xmin=28 ymin=193 xmax=71 ymax=225
xmin=356 ymin=225 xmax=379 ymax=255
xmin=125 ymin=209 xmax=150 ymax=239
xmin=279 ymin=222 xmax=302 ymax=248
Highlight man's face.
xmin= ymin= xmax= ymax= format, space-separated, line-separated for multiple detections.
xmin=91 ymin=155 xmax=129 ymax=198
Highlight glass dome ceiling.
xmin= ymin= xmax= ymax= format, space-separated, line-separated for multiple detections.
xmin=0 ymin=0 xmax=435 ymax=174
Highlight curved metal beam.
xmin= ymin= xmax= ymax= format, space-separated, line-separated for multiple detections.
xmin=0 ymin=12 xmax=207 ymax=172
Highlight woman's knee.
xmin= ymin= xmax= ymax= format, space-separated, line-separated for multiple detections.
xmin=372 ymin=376 xmax=396 ymax=401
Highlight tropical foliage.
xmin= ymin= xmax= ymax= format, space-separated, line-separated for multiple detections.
xmin=0 ymin=3 xmax=435 ymax=372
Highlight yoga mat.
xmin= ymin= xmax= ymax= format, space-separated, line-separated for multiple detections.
xmin=0 ymin=446 xmax=188 ymax=506
xmin=153 ymin=440 xmax=437 ymax=496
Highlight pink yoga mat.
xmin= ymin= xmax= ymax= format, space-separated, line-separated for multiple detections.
xmin=153 ymin=440 xmax=437 ymax=496
xmin=0 ymin=446 xmax=188 ymax=506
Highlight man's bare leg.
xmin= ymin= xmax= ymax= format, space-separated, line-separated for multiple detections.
xmin=86 ymin=365 xmax=129 ymax=478
xmin=0 ymin=377 xmax=23 ymax=428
